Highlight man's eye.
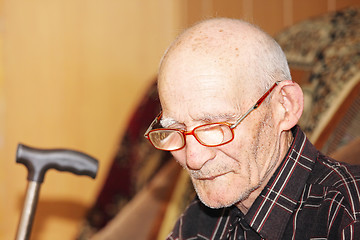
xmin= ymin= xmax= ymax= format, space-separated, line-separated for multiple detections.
xmin=160 ymin=132 xmax=168 ymax=140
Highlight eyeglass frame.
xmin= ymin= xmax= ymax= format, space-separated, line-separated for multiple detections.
xmin=144 ymin=81 xmax=280 ymax=151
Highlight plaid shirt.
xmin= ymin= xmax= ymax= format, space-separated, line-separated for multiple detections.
xmin=167 ymin=126 xmax=360 ymax=240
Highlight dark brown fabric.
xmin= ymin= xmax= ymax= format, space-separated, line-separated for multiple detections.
xmin=77 ymin=81 xmax=173 ymax=239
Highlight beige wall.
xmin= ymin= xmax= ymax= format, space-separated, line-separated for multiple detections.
xmin=0 ymin=0 xmax=185 ymax=239
xmin=185 ymin=0 xmax=359 ymax=35
xmin=0 ymin=0 xmax=358 ymax=239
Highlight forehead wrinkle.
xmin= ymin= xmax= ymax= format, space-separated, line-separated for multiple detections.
xmin=160 ymin=75 xmax=247 ymax=127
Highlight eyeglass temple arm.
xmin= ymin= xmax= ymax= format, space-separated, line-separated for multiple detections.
xmin=232 ymin=81 xmax=279 ymax=127
xmin=232 ymin=105 xmax=257 ymax=127
xmin=144 ymin=112 xmax=163 ymax=137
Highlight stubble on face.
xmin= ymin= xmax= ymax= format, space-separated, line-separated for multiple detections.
xmin=252 ymin=108 xmax=280 ymax=179
xmin=182 ymin=106 xmax=280 ymax=210
xmin=233 ymin=107 xmax=282 ymax=211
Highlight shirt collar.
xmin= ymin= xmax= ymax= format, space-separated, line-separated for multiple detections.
xmin=243 ymin=126 xmax=318 ymax=239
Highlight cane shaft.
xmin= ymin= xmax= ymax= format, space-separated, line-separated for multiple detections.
xmin=16 ymin=181 xmax=41 ymax=240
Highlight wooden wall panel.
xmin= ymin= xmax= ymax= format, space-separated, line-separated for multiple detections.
xmin=0 ymin=0 xmax=184 ymax=239
xmin=185 ymin=0 xmax=206 ymax=27
xmin=185 ymin=0 xmax=360 ymax=35
xmin=252 ymin=0 xmax=285 ymax=35
xmin=337 ymin=0 xmax=360 ymax=9
xmin=212 ymin=0 xmax=243 ymax=19
xmin=292 ymin=0 xmax=330 ymax=24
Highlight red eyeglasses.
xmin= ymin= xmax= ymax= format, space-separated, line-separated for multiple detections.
xmin=144 ymin=82 xmax=279 ymax=151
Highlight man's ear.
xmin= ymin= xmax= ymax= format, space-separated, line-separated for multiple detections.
xmin=273 ymin=80 xmax=304 ymax=131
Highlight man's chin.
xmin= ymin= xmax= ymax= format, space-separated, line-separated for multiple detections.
xmin=196 ymin=191 xmax=241 ymax=209
xmin=204 ymin=201 xmax=234 ymax=209
xmin=195 ymin=186 xmax=253 ymax=209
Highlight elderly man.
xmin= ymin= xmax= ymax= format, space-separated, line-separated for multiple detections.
xmin=144 ymin=18 xmax=360 ymax=239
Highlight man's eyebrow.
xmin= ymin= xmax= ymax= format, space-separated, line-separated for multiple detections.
xmin=195 ymin=113 xmax=238 ymax=122
xmin=160 ymin=113 xmax=238 ymax=128
xmin=160 ymin=117 xmax=179 ymax=128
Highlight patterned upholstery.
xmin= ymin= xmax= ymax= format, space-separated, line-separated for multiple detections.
xmin=275 ymin=7 xmax=360 ymax=153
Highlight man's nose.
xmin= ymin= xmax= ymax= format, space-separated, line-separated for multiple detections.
xmin=185 ymin=135 xmax=215 ymax=170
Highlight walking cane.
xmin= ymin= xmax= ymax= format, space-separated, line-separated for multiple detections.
xmin=15 ymin=143 xmax=99 ymax=240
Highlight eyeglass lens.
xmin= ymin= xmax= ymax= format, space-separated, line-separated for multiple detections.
xmin=148 ymin=130 xmax=184 ymax=151
xmin=148 ymin=123 xmax=233 ymax=150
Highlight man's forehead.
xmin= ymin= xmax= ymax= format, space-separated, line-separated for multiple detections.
xmin=158 ymin=62 xmax=253 ymax=111
xmin=159 ymin=83 xmax=247 ymax=126
xmin=160 ymin=73 xmax=239 ymax=100
xmin=158 ymin=35 xmax=254 ymax=101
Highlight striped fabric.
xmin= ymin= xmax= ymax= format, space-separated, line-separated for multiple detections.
xmin=167 ymin=126 xmax=360 ymax=240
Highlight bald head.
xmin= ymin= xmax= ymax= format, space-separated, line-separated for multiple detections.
xmin=159 ymin=18 xmax=291 ymax=100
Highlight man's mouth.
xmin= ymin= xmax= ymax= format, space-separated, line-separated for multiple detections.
xmin=194 ymin=171 xmax=231 ymax=180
